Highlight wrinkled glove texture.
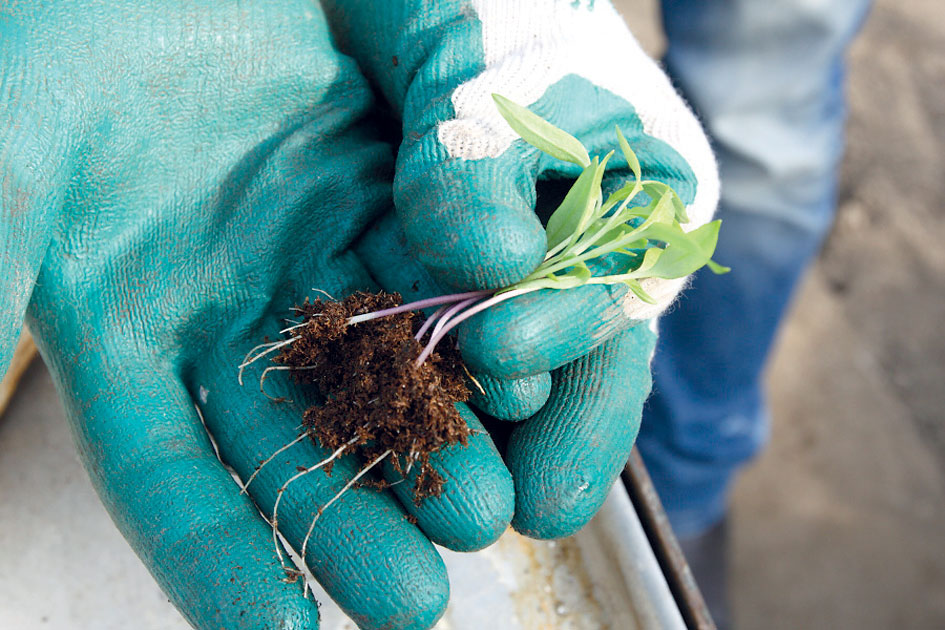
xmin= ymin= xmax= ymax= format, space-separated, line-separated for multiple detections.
xmin=0 ymin=1 xmax=715 ymax=629
xmin=324 ymin=0 xmax=718 ymax=540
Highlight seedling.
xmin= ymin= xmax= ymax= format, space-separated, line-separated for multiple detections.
xmin=239 ymin=95 xmax=728 ymax=578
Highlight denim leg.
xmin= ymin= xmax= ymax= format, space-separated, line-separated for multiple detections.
xmin=639 ymin=0 xmax=873 ymax=537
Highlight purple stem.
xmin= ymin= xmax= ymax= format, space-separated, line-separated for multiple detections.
xmin=414 ymin=304 xmax=449 ymax=341
xmin=346 ymin=289 xmax=493 ymax=326
xmin=430 ymin=296 xmax=484 ymax=339
xmin=415 ymin=289 xmax=530 ymax=366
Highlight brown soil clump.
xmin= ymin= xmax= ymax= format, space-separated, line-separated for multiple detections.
xmin=277 ymin=291 xmax=471 ymax=502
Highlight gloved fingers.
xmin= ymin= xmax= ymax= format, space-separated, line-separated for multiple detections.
xmin=506 ymin=324 xmax=658 ymax=539
xmin=457 ymin=277 xmax=667 ymax=379
xmin=389 ymin=90 xmax=703 ymax=372
xmin=381 ymin=404 xmax=514 ymax=551
xmin=195 ymin=355 xmax=450 ymax=630
xmin=34 ymin=341 xmax=325 ymax=630
xmin=466 ymin=371 xmax=551 ymax=422
xmin=391 ymin=65 xmax=713 ymax=298
xmin=395 ymin=152 xmax=547 ymax=291
xmin=382 ymin=3 xmax=721 ymax=314
xmin=356 ymin=213 xmax=552 ymax=416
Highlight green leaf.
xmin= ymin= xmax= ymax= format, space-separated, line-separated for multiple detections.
xmin=633 ymin=245 xmax=663 ymax=275
xmin=633 ymin=220 xmax=723 ymax=279
xmin=639 ymin=190 xmax=676 ymax=229
xmin=642 ymin=181 xmax=689 ymax=224
xmin=615 ymin=125 xmax=641 ymax=183
xmin=616 ymin=241 xmax=647 ymax=253
xmin=706 ymin=259 xmax=731 ymax=274
xmin=603 ymin=180 xmax=640 ymax=208
xmin=569 ymin=190 xmax=676 ymax=263
xmin=566 ymin=260 xmax=592 ymax=283
xmin=578 ymin=150 xmax=613 ymax=233
xmin=545 ymin=158 xmax=600 ymax=250
xmin=492 ymin=94 xmax=591 ymax=167
xmin=590 ymin=222 xmax=636 ymax=250
xmin=624 ymin=278 xmax=656 ymax=304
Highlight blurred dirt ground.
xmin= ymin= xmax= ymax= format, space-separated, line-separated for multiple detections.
xmin=614 ymin=0 xmax=945 ymax=627
xmin=733 ymin=1 xmax=945 ymax=627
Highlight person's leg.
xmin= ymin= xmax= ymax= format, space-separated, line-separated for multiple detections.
xmin=641 ymin=3 xmax=873 ymax=625
xmin=641 ymin=0 xmax=873 ymax=539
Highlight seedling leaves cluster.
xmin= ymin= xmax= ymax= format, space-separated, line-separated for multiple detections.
xmin=492 ymin=93 xmax=728 ymax=304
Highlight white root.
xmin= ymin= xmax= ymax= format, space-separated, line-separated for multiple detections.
xmin=270 ymin=437 xmax=359 ymax=571
xmin=259 ymin=364 xmax=319 ymax=402
xmin=279 ymin=321 xmax=308 ymax=334
xmin=310 ymin=288 xmax=337 ymax=301
xmin=404 ymin=441 xmax=418 ymax=477
xmin=280 ymin=313 xmax=323 ymax=335
xmin=299 ymin=449 xmax=392 ymax=562
xmin=240 ymin=431 xmax=309 ymax=495
xmin=238 ymin=336 xmax=299 ymax=386
xmin=462 ymin=364 xmax=487 ymax=396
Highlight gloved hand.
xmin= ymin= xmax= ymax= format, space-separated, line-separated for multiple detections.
xmin=1 ymin=2 xmax=717 ymax=628
xmin=323 ymin=0 xmax=719 ymax=538
xmin=0 ymin=2 xmax=518 ymax=629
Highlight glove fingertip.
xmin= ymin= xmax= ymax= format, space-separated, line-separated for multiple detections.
xmin=508 ymin=416 xmax=635 ymax=540
xmin=468 ymin=371 xmax=551 ymax=422
xmin=396 ymin=155 xmax=546 ymax=291
xmin=506 ymin=327 xmax=656 ymax=539
xmin=384 ymin=405 xmax=514 ymax=553
xmin=510 ymin=471 xmax=606 ymax=540
xmin=349 ymin=580 xmax=449 ymax=630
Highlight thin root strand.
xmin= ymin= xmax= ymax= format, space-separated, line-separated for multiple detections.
xmin=238 ymin=336 xmax=299 ymax=386
xmin=270 ymin=437 xmax=357 ymax=571
xmin=299 ymin=449 xmax=392 ymax=562
xmin=259 ymin=364 xmax=318 ymax=402
xmin=240 ymin=432 xmax=309 ymax=495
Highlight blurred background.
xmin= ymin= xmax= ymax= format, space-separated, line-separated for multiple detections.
xmin=613 ymin=0 xmax=945 ymax=627
xmin=2 ymin=1 xmax=944 ymax=628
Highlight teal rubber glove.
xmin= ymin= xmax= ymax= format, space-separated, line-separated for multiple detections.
xmin=323 ymin=0 xmax=719 ymax=538
xmin=0 ymin=2 xmax=515 ymax=628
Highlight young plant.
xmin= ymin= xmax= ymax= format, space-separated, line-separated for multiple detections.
xmin=314 ymin=93 xmax=728 ymax=366
xmin=239 ymin=94 xmax=728 ymax=579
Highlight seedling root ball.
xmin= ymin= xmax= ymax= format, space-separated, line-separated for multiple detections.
xmin=277 ymin=291 xmax=472 ymax=502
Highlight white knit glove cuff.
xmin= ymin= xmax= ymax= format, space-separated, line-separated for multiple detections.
xmin=437 ymin=0 xmax=719 ymax=321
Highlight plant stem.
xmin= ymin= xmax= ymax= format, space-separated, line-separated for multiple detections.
xmin=414 ymin=304 xmax=449 ymax=341
xmin=429 ymin=296 xmax=485 ymax=340
xmin=414 ymin=288 xmax=531 ymax=366
xmin=542 ymin=238 xmax=570 ymax=262
xmin=346 ymin=290 xmax=492 ymax=326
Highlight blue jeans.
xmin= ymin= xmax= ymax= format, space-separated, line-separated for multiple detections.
xmin=637 ymin=0 xmax=873 ymax=538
